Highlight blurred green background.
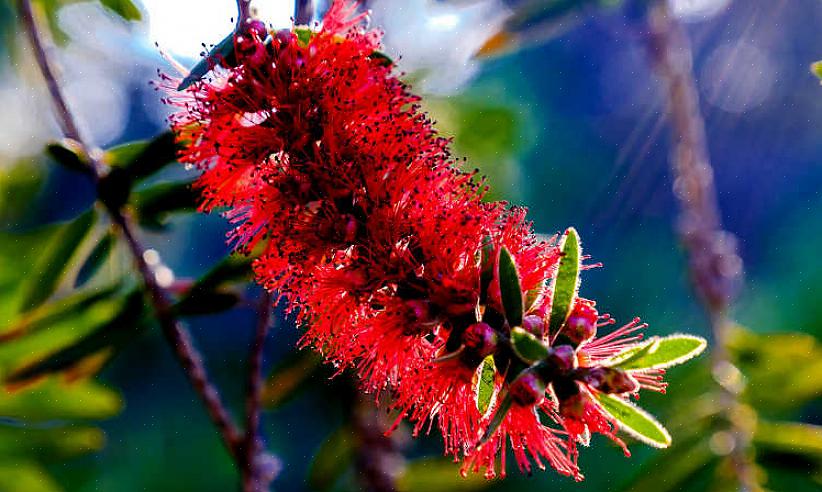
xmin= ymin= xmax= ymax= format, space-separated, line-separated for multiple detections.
xmin=0 ymin=0 xmax=820 ymax=491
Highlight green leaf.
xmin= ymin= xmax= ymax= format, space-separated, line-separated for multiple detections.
xmin=173 ymin=291 xmax=241 ymax=317
xmin=74 ymin=232 xmax=114 ymax=287
xmin=46 ymin=139 xmax=88 ymax=173
xmin=592 ymin=392 xmax=671 ymax=448
xmin=397 ymin=457 xmax=490 ymax=492
xmin=19 ymin=210 xmax=96 ymax=312
xmin=369 ymin=50 xmax=394 ymax=67
xmin=0 ymin=426 xmax=105 ymax=459
xmin=727 ymin=325 xmax=822 ymax=411
xmin=498 ymin=246 xmax=523 ymax=327
xmin=261 ymin=351 xmax=322 ymax=408
xmin=0 ymin=379 xmax=121 ymax=422
xmin=548 ymin=227 xmax=580 ymax=338
xmin=617 ymin=436 xmax=715 ymax=492
xmin=133 ymin=181 xmax=197 ymax=229
xmin=754 ymin=421 xmax=822 ymax=458
xmin=108 ymin=132 xmax=178 ymax=182
xmin=1 ymin=283 xmax=122 ymax=342
xmin=293 ymin=26 xmax=314 ymax=46
xmin=474 ymin=355 xmax=497 ymax=417
xmin=0 ymin=461 xmax=61 ymax=492
xmin=5 ymin=291 xmax=146 ymax=385
xmin=479 ymin=389 xmax=513 ymax=445
xmin=178 ymin=32 xmax=235 ymax=91
xmin=607 ymin=334 xmax=707 ymax=371
xmin=510 ymin=327 xmax=549 ymax=363
xmin=812 ymin=61 xmax=822 ymax=81
xmin=307 ymin=425 xmax=355 ymax=492
xmin=100 ymin=0 xmax=142 ymax=21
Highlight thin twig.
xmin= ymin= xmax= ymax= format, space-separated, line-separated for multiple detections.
xmin=236 ymin=0 xmax=252 ymax=29
xmin=643 ymin=3 xmax=758 ymax=491
xmin=17 ymin=0 xmax=242 ymax=461
xmin=294 ymin=0 xmax=314 ymax=25
xmin=242 ymin=290 xmax=274 ymax=492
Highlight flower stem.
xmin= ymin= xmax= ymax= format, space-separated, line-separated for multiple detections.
xmin=643 ymin=3 xmax=759 ymax=490
xmin=242 ymin=290 xmax=274 ymax=492
xmin=294 ymin=0 xmax=314 ymax=25
xmin=17 ymin=0 xmax=242 ymax=462
xmin=236 ymin=0 xmax=252 ymax=28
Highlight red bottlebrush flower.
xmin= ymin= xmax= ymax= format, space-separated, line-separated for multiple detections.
xmin=162 ymin=0 xmax=704 ymax=481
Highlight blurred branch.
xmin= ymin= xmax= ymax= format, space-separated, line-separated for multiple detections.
xmin=237 ymin=0 xmax=252 ymax=28
xmin=294 ymin=0 xmax=313 ymax=25
xmin=643 ymin=2 xmax=758 ymax=491
xmin=353 ymin=399 xmax=403 ymax=492
xmin=242 ymin=290 xmax=274 ymax=492
xmin=17 ymin=0 xmax=242 ymax=462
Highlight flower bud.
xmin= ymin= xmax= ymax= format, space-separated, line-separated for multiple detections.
xmin=405 ymin=299 xmax=431 ymax=324
xmin=461 ymin=322 xmax=498 ymax=358
xmin=546 ymin=345 xmax=577 ymax=374
xmin=579 ymin=366 xmax=638 ymax=394
xmin=521 ymin=314 xmax=545 ymax=337
xmin=561 ymin=301 xmax=598 ymax=346
xmin=510 ymin=370 xmax=546 ymax=406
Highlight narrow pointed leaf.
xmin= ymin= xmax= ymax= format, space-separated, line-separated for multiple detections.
xmin=608 ymin=334 xmax=707 ymax=371
xmin=133 ymin=181 xmax=197 ymax=229
xmin=293 ymin=26 xmax=314 ymax=46
xmin=307 ymin=425 xmax=355 ymax=491
xmin=479 ymin=390 xmax=512 ymax=446
xmin=74 ymin=232 xmax=114 ymax=287
xmin=106 ymin=132 xmax=178 ymax=182
xmin=178 ymin=32 xmax=235 ymax=90
xmin=397 ymin=457 xmax=489 ymax=492
xmin=5 ymin=291 xmax=146 ymax=385
xmin=474 ymin=355 xmax=497 ymax=416
xmin=46 ymin=139 xmax=88 ymax=173
xmin=592 ymin=392 xmax=671 ymax=448
xmin=510 ymin=327 xmax=549 ymax=363
xmin=20 ymin=211 xmax=96 ymax=311
xmin=548 ymin=227 xmax=580 ymax=338
xmin=1 ymin=283 xmax=121 ymax=342
xmin=100 ymin=0 xmax=142 ymax=21
xmin=498 ymin=246 xmax=523 ymax=327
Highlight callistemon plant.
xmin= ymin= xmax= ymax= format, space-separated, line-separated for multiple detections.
xmin=159 ymin=0 xmax=707 ymax=480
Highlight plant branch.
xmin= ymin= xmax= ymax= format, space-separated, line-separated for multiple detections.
xmin=643 ymin=3 xmax=758 ymax=491
xmin=236 ymin=0 xmax=252 ymax=28
xmin=18 ymin=0 xmax=242 ymax=462
xmin=294 ymin=0 xmax=314 ymax=25
xmin=242 ymin=290 xmax=274 ymax=492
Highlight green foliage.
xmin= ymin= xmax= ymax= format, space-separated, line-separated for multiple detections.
xmin=307 ymin=425 xmax=356 ymax=491
xmin=498 ymin=246 xmax=523 ymax=327
xmin=6 ymin=290 xmax=146 ymax=385
xmin=74 ymin=231 xmax=114 ymax=287
xmin=19 ymin=210 xmax=96 ymax=311
xmin=133 ymin=181 xmax=197 ymax=230
xmin=396 ymin=458 xmax=489 ymax=492
xmin=261 ymin=350 xmax=322 ymax=409
xmin=0 ymin=461 xmax=61 ymax=492
xmin=178 ymin=32 xmax=235 ymax=91
xmin=510 ymin=326 xmax=549 ymax=362
xmin=592 ymin=392 xmax=671 ymax=448
xmin=607 ymin=334 xmax=707 ymax=371
xmin=474 ymin=354 xmax=497 ymax=416
xmin=548 ymin=227 xmax=580 ymax=338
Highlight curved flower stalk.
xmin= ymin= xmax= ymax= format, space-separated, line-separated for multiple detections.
xmin=160 ymin=0 xmax=706 ymax=480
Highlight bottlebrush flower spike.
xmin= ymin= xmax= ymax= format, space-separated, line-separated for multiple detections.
xmin=160 ymin=0 xmax=707 ymax=480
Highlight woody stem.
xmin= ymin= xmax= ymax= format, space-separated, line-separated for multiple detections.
xmin=18 ymin=0 xmax=243 ymax=464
